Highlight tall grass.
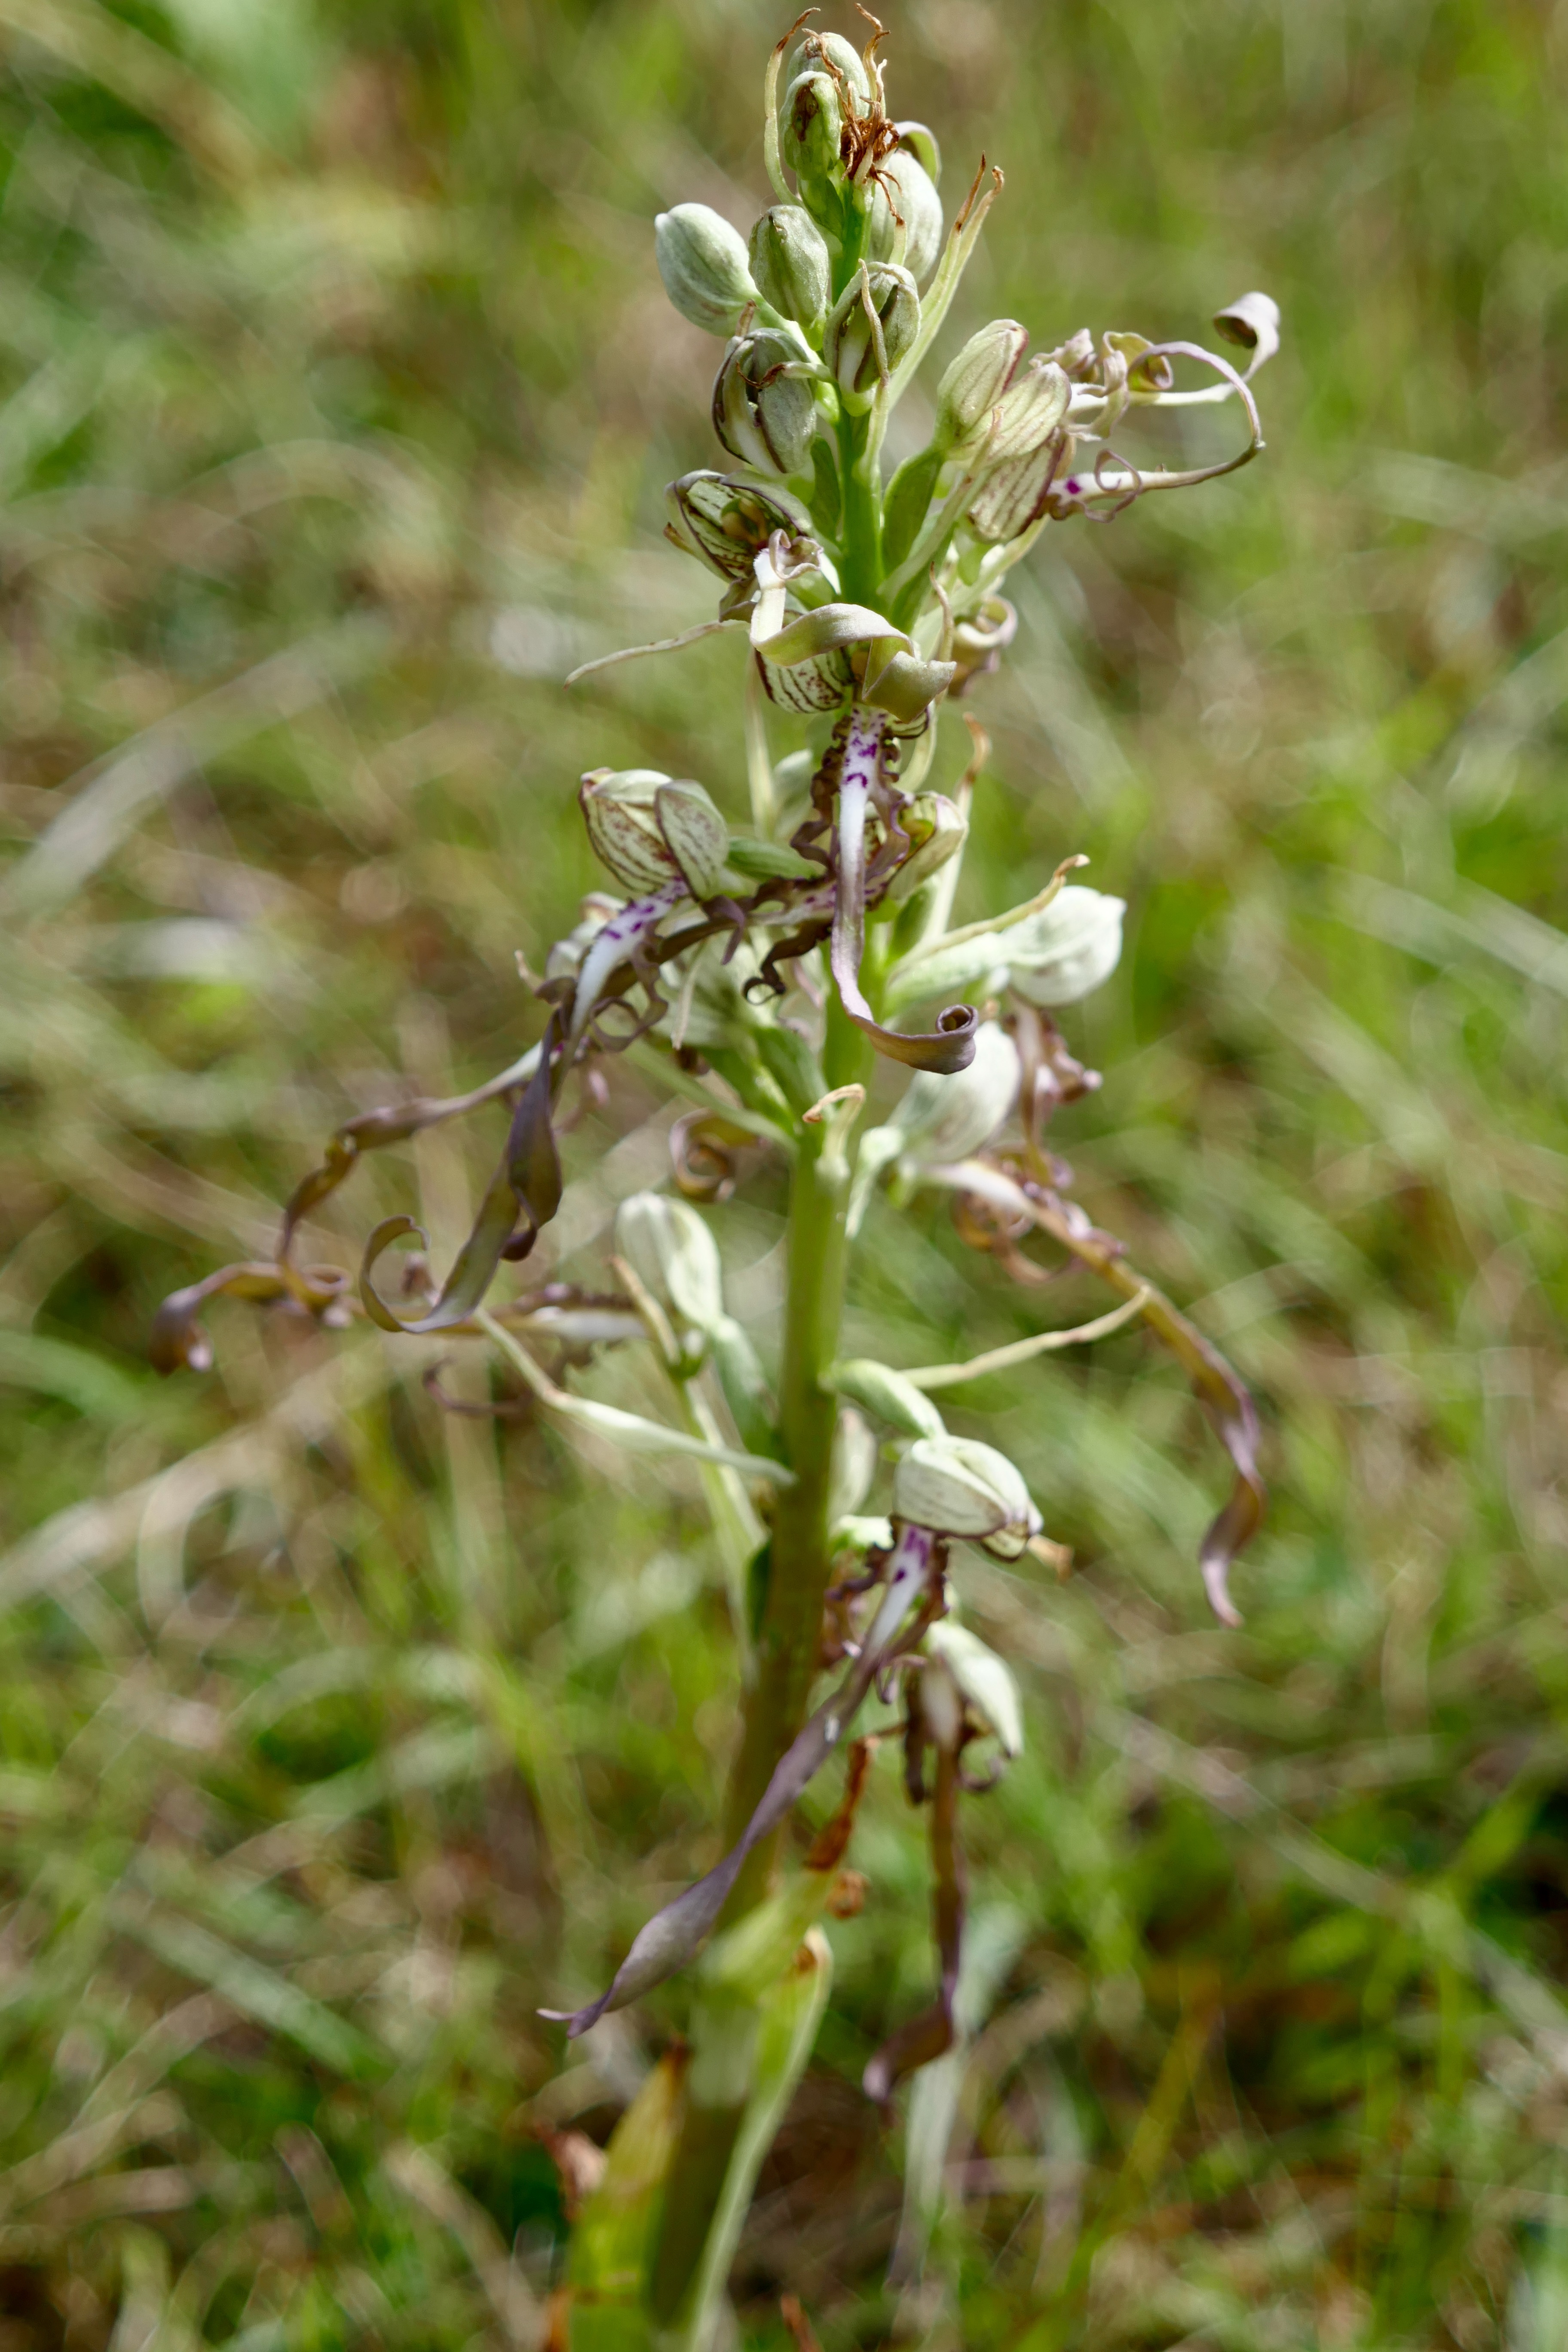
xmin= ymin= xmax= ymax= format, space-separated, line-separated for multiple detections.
xmin=1 ymin=0 xmax=1565 ymax=2343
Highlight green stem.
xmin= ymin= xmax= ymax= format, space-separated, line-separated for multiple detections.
xmin=837 ymin=404 xmax=883 ymax=608
xmin=649 ymin=1024 xmax=865 ymax=2328
xmin=650 ymin=374 xmax=884 ymax=2325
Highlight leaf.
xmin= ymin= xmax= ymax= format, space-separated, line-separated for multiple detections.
xmin=676 ymin=1930 xmax=834 ymax=2350
xmin=564 ymin=2046 xmax=689 ymax=2337
xmin=0 ymin=1330 xmax=148 ymax=1422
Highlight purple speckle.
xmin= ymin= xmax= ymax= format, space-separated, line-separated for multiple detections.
xmin=1065 ymin=477 xmax=1082 ymax=496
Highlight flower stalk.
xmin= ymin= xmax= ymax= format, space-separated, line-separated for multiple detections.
xmin=152 ymin=16 xmax=1280 ymax=2342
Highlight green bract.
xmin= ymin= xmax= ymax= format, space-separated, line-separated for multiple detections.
xmin=882 ymin=791 xmax=967 ymax=904
xmin=866 ymin=148 xmax=944 ymax=283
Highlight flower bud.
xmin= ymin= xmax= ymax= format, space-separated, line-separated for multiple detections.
xmin=823 ymin=263 xmax=920 ymax=406
xmin=919 ymin=1650 xmax=965 ymax=1751
xmin=1046 ymin=328 xmax=1097 ymax=377
xmin=866 ymin=148 xmax=944 ymax=284
xmin=712 ymin=331 xmax=819 ymax=478
xmin=967 ymin=441 xmax=1063 ymax=543
xmin=654 ymin=203 xmax=759 ymax=338
xmin=883 ymin=887 xmax=1126 ymax=1015
xmin=785 ymin=29 xmax=872 ymax=102
xmin=884 ymin=792 xmax=967 ymax=905
xmin=1002 ymin=885 xmax=1126 ymax=1008
xmin=748 ymin=205 xmax=832 ymax=342
xmin=579 ymin=769 xmax=730 ymax=899
xmin=780 ymin=69 xmax=845 ymax=205
xmin=934 ymin=320 xmax=1029 ymax=451
xmin=655 ymin=779 xmax=732 ymax=898
xmin=615 ymin=1192 xmax=726 ymax=1338
xmin=924 ymin=1620 xmax=1024 ymax=1756
xmin=665 ymin=471 xmax=810 ymax=581
xmin=887 ymin=1020 xmax=1020 ymax=1164
xmin=830 ymin=1357 xmax=945 ymax=1440
xmin=894 ymin=1433 xmax=1042 ymax=1559
xmin=986 ymin=359 xmax=1071 ymax=460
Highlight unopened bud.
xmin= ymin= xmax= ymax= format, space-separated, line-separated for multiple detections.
xmin=1045 ymin=327 xmax=1096 ymax=377
xmin=579 ymin=769 xmax=729 ymax=899
xmin=885 ymin=1020 xmax=1020 ymax=1164
xmin=785 ymin=29 xmax=873 ymax=102
xmin=967 ymin=441 xmax=1063 ymax=542
xmin=823 ymin=263 xmax=920 ymax=406
xmin=712 ymin=331 xmax=820 ymax=478
xmin=829 ymin=1358 xmax=945 ymax=1440
xmin=615 ymin=1193 xmax=726 ymax=1338
xmin=919 ymin=1651 xmax=965 ymax=1750
xmin=884 ymin=792 xmax=967 ymax=905
xmin=866 ymin=148 xmax=944 ymax=284
xmin=780 ymin=69 xmax=845 ymax=205
xmin=894 ymin=1433 xmax=1042 ymax=1559
xmin=665 ymin=471 xmax=810 ymax=581
xmin=934 ymin=320 xmax=1029 ymax=451
xmin=655 ymin=204 xmax=758 ymax=338
xmin=883 ymin=888 xmax=1125 ymax=1016
xmin=986 ymin=359 xmax=1071 ymax=460
xmin=1002 ymin=885 xmax=1126 ymax=1008
xmin=748 ymin=205 xmax=832 ymax=342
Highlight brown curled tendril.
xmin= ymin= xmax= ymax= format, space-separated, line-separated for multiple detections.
xmin=358 ymin=1009 xmax=565 ymax=1338
xmin=671 ymin=1111 xmax=760 ymax=1203
xmin=152 ymin=1031 xmax=555 ymax=1371
xmin=958 ymin=1160 xmax=1264 ymax=1625
xmin=276 ymin=1050 xmax=545 ymax=1268
xmin=148 ymin=1259 xmax=351 ymax=1375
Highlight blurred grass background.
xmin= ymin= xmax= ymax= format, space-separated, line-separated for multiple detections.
xmin=1 ymin=0 xmax=1567 ymax=2344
